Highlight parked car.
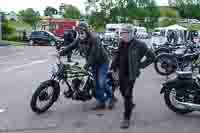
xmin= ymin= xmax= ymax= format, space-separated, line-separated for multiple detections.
xmin=29 ymin=31 xmax=64 ymax=46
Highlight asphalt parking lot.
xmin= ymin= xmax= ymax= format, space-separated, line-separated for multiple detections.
xmin=0 ymin=44 xmax=200 ymax=133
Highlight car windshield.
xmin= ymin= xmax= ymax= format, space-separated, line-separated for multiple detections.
xmin=31 ymin=32 xmax=41 ymax=36
xmin=45 ymin=31 xmax=55 ymax=36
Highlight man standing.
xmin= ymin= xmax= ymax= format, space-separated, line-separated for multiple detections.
xmin=63 ymin=29 xmax=74 ymax=62
xmin=59 ymin=22 xmax=115 ymax=109
xmin=111 ymin=28 xmax=155 ymax=129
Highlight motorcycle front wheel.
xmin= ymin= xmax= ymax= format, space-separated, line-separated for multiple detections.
xmin=30 ymin=80 xmax=60 ymax=114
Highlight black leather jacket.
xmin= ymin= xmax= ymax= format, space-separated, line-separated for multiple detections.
xmin=111 ymin=39 xmax=155 ymax=80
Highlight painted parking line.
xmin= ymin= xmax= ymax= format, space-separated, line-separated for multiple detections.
xmin=0 ymin=52 xmax=25 ymax=59
xmin=0 ymin=57 xmax=43 ymax=65
xmin=0 ymin=108 xmax=6 ymax=113
xmin=2 ymin=59 xmax=48 ymax=72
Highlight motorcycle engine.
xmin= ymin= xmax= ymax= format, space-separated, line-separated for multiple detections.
xmin=72 ymin=78 xmax=82 ymax=91
xmin=71 ymin=78 xmax=92 ymax=101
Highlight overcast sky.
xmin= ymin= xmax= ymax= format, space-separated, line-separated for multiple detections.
xmin=0 ymin=0 xmax=168 ymax=15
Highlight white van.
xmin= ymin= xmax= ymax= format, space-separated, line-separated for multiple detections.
xmin=105 ymin=23 xmax=133 ymax=39
xmin=133 ymin=26 xmax=148 ymax=38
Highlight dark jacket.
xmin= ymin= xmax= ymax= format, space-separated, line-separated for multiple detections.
xmin=64 ymin=30 xmax=74 ymax=46
xmin=111 ymin=39 xmax=155 ymax=80
xmin=59 ymin=32 xmax=109 ymax=67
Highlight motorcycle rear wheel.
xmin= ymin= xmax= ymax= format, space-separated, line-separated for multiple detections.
xmin=154 ymin=54 xmax=177 ymax=76
xmin=164 ymin=88 xmax=193 ymax=114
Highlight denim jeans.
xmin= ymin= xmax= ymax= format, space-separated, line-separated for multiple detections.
xmin=92 ymin=64 xmax=113 ymax=104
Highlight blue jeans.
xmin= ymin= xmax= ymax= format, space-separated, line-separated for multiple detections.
xmin=92 ymin=64 xmax=113 ymax=104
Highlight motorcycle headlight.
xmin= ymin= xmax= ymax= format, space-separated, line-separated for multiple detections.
xmin=49 ymin=64 xmax=59 ymax=76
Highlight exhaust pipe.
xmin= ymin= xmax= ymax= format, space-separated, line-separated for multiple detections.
xmin=177 ymin=101 xmax=200 ymax=111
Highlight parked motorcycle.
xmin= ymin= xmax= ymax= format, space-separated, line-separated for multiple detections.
xmin=154 ymin=45 xmax=200 ymax=76
xmin=154 ymin=43 xmax=183 ymax=56
xmin=160 ymin=71 xmax=200 ymax=114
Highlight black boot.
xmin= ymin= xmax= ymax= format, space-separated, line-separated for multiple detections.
xmin=120 ymin=119 xmax=130 ymax=129
xmin=120 ymin=103 xmax=136 ymax=129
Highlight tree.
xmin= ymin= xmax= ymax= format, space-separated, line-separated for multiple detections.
xmin=44 ymin=6 xmax=58 ymax=17
xmin=18 ymin=8 xmax=40 ymax=29
xmin=61 ymin=4 xmax=80 ymax=19
xmin=176 ymin=0 xmax=200 ymax=19
xmin=159 ymin=7 xmax=179 ymax=18
xmin=1 ymin=13 xmax=15 ymax=39
xmin=86 ymin=0 xmax=160 ymax=30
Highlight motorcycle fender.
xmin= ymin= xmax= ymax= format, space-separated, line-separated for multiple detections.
xmin=160 ymin=78 xmax=181 ymax=94
xmin=160 ymin=78 xmax=194 ymax=94
xmin=160 ymin=86 xmax=168 ymax=94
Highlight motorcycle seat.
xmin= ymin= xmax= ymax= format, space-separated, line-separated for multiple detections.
xmin=174 ymin=49 xmax=186 ymax=57
xmin=174 ymin=53 xmax=184 ymax=57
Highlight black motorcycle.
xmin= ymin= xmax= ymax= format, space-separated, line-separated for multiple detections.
xmin=160 ymin=71 xmax=200 ymax=114
xmin=30 ymin=53 xmax=117 ymax=114
xmin=153 ymin=42 xmax=182 ymax=56
xmin=154 ymin=46 xmax=200 ymax=76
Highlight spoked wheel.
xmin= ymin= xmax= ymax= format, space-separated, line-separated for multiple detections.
xmin=154 ymin=54 xmax=177 ymax=76
xmin=30 ymin=80 xmax=60 ymax=114
xmin=164 ymin=88 xmax=193 ymax=114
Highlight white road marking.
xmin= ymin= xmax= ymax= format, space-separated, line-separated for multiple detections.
xmin=0 ymin=47 xmax=7 ymax=49
xmin=0 ymin=52 xmax=25 ymax=59
xmin=0 ymin=108 xmax=6 ymax=113
xmin=2 ymin=59 xmax=48 ymax=72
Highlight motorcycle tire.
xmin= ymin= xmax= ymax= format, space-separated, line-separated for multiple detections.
xmin=164 ymin=88 xmax=193 ymax=114
xmin=154 ymin=53 xmax=177 ymax=76
xmin=30 ymin=80 xmax=60 ymax=114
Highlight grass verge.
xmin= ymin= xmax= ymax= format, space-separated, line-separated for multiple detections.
xmin=0 ymin=40 xmax=28 ymax=46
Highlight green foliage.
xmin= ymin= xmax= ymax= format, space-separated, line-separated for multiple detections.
xmin=88 ymin=11 xmax=106 ymax=29
xmin=188 ymin=24 xmax=200 ymax=31
xmin=176 ymin=0 xmax=200 ymax=19
xmin=62 ymin=5 xmax=81 ymax=19
xmin=159 ymin=18 xmax=177 ymax=27
xmin=44 ymin=6 xmax=58 ymax=17
xmin=18 ymin=8 xmax=40 ymax=29
xmin=2 ymin=16 xmax=15 ymax=40
xmin=159 ymin=7 xmax=179 ymax=17
xmin=86 ymin=0 xmax=160 ymax=29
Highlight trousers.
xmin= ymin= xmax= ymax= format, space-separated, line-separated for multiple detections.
xmin=92 ymin=64 xmax=113 ymax=104
xmin=119 ymin=77 xmax=136 ymax=120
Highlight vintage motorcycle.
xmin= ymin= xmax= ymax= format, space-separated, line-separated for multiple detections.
xmin=160 ymin=71 xmax=200 ymax=114
xmin=154 ymin=44 xmax=200 ymax=76
xmin=30 ymin=53 xmax=117 ymax=114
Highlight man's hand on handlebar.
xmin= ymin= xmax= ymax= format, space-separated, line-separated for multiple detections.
xmin=56 ymin=52 xmax=61 ymax=59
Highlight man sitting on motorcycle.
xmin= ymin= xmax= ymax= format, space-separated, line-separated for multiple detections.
xmin=59 ymin=22 xmax=115 ymax=110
